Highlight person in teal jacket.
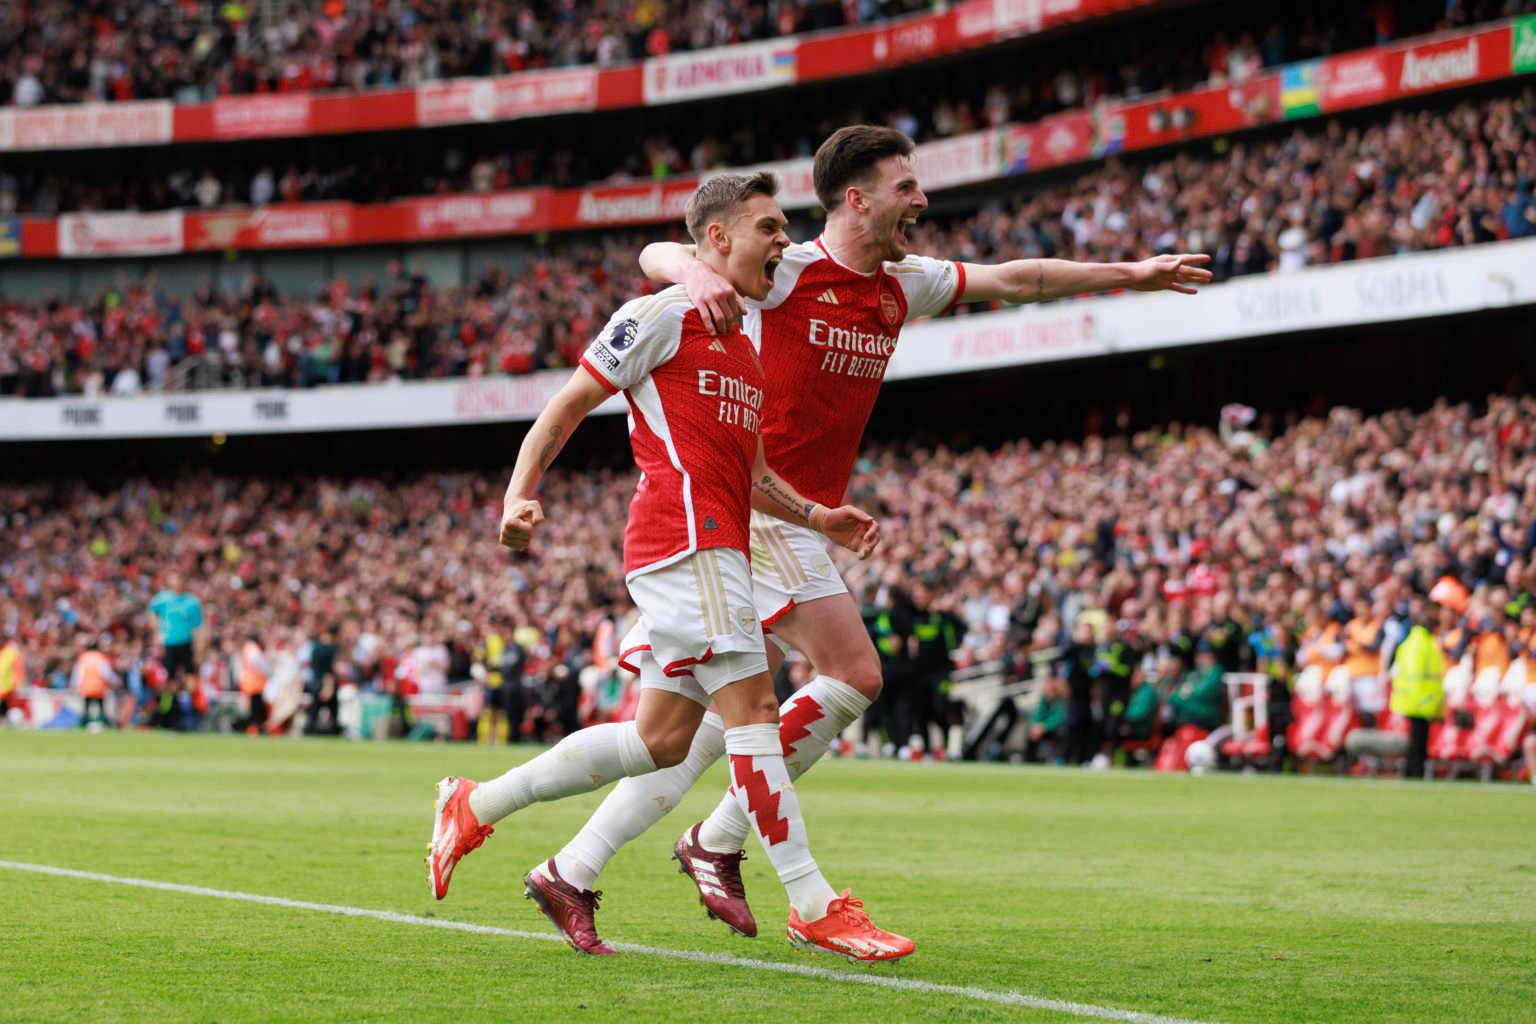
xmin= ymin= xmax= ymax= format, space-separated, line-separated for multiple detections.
xmin=1122 ymin=670 xmax=1160 ymax=740
xmin=1167 ymin=642 xmax=1226 ymax=731
xmin=1025 ymin=676 xmax=1069 ymax=763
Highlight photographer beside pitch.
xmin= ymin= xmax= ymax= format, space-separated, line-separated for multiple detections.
xmin=538 ymin=125 xmax=1213 ymax=942
xmin=427 ymin=171 xmax=915 ymax=962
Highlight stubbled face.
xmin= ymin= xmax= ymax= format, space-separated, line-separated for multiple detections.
xmin=715 ymin=193 xmax=791 ymax=302
xmin=859 ymin=154 xmax=928 ymax=261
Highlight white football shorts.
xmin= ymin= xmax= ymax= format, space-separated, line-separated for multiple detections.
xmin=618 ymin=547 xmax=768 ymax=706
xmin=748 ymin=511 xmax=850 ymax=628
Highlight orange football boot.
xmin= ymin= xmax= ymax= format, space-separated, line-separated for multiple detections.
xmin=786 ymin=890 xmax=913 ymax=963
xmin=426 ymin=776 xmax=493 ymax=900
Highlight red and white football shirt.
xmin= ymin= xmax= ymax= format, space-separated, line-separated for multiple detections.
xmin=746 ymin=237 xmax=964 ymax=508
xmin=580 ymin=284 xmax=766 ymax=580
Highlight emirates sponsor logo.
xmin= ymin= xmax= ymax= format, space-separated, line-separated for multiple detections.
xmin=1401 ymin=39 xmax=1478 ymax=90
xmin=807 ymin=318 xmax=898 ymax=356
xmin=698 ymin=368 xmax=762 ymax=431
xmin=697 ymin=369 xmax=763 ymax=407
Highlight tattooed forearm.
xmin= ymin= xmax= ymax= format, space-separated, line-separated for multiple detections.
xmin=536 ymin=425 xmax=565 ymax=470
xmin=1035 ymin=259 xmax=1045 ymax=299
xmin=756 ymin=474 xmax=815 ymax=525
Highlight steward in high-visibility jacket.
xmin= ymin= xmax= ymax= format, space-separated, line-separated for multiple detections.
xmin=240 ymin=640 xmax=269 ymax=696
xmin=1389 ymin=624 xmax=1444 ymax=721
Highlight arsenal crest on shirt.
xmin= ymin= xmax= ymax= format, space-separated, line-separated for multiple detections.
xmin=878 ymin=291 xmax=901 ymax=327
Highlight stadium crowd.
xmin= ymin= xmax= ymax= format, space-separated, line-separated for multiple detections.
xmin=0 ymin=240 xmax=654 ymax=396
xmin=3 ymin=91 xmax=1533 ymax=398
xmin=3 ymin=0 xmax=1519 ymax=214
xmin=0 ymin=0 xmax=923 ymax=107
xmin=2 ymin=396 xmax=1534 ymax=778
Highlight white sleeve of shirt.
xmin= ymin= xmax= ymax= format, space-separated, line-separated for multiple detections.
xmin=889 ymin=254 xmax=963 ymax=319
xmin=582 ymin=293 xmax=686 ymax=393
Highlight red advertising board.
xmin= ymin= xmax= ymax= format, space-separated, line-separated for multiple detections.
xmin=415 ymin=69 xmax=597 ymax=126
xmin=1001 ymin=110 xmax=1094 ymax=174
xmin=184 ymin=204 xmax=357 ymax=251
xmin=407 ymin=192 xmax=549 ymax=239
xmin=1392 ymin=29 xmax=1511 ymax=95
xmin=1316 ymin=50 xmax=1394 ymax=109
xmin=14 ymin=21 xmax=1525 ymax=258
xmin=1101 ymin=73 xmax=1282 ymax=154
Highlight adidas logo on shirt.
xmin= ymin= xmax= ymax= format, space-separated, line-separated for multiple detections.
xmin=817 ymin=290 xmax=839 ymax=305
xmin=708 ymin=339 xmax=729 ymax=354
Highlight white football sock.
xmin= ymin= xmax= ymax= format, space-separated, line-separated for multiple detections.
xmin=556 ymin=712 xmax=727 ymax=890
xmin=699 ymin=676 xmax=869 ymax=855
xmin=724 ymin=722 xmax=836 ymax=921
xmin=469 ymin=721 xmax=657 ymax=825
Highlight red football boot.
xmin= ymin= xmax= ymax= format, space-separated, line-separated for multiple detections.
xmin=786 ymin=890 xmax=914 ymax=963
xmin=672 ymin=823 xmax=757 ymax=938
xmin=524 ymin=860 xmax=617 ymax=956
xmin=426 ymin=776 xmax=493 ymax=900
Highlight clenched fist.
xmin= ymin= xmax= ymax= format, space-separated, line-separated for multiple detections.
xmin=500 ymin=499 xmax=545 ymax=550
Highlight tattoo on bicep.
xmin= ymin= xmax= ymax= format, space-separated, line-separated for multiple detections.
xmin=755 ymin=474 xmax=814 ymax=524
xmin=536 ymin=425 xmax=565 ymax=470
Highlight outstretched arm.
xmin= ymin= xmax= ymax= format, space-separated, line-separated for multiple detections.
xmin=638 ymin=241 xmax=742 ymax=335
xmin=750 ymin=440 xmax=880 ymax=560
xmin=500 ymin=370 xmax=613 ymax=550
xmin=959 ymin=254 xmax=1213 ymax=305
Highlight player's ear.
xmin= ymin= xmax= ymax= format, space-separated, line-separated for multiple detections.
xmin=706 ymin=221 xmax=731 ymax=255
xmin=846 ymin=185 xmax=866 ymax=212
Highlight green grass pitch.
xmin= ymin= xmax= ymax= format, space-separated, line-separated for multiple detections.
xmin=3 ymin=730 xmax=1533 ymax=1023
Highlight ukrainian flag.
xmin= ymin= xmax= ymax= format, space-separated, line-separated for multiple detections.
xmin=1281 ymin=61 xmax=1321 ymax=119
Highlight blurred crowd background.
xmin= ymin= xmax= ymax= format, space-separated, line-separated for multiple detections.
xmin=3 ymin=0 xmax=1536 ymax=781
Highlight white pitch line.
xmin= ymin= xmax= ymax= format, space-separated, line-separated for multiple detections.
xmin=2 ymin=859 xmax=1220 ymax=1024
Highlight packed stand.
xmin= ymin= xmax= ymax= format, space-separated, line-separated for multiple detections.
xmin=5 ymin=90 xmax=1535 ymax=398
xmin=918 ymin=91 xmax=1536 ymax=299
xmin=2 ymin=397 xmax=1535 ymax=782
xmin=0 ymin=0 xmax=924 ymax=107
xmin=0 ymin=239 xmax=655 ymax=397
xmin=0 ymin=466 xmax=641 ymax=740
xmin=7 ymin=0 xmax=1522 ymax=215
